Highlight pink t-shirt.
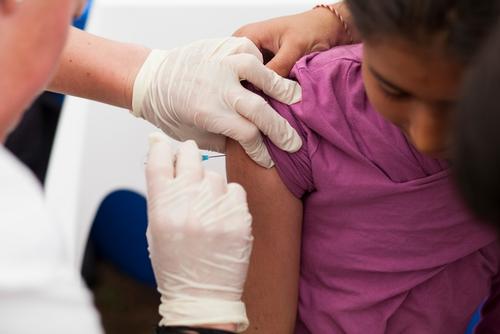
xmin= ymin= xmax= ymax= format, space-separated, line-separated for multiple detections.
xmin=261 ymin=44 xmax=500 ymax=333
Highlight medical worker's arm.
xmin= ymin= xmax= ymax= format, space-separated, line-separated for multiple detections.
xmin=49 ymin=28 xmax=302 ymax=168
xmin=226 ymin=139 xmax=303 ymax=333
xmin=146 ymin=134 xmax=253 ymax=333
xmin=49 ymin=28 xmax=149 ymax=111
xmin=234 ymin=2 xmax=359 ymax=76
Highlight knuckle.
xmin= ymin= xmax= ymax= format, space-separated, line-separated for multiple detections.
xmin=233 ymin=28 xmax=244 ymax=37
xmin=249 ymin=96 xmax=271 ymax=114
xmin=289 ymin=36 xmax=309 ymax=51
xmin=238 ymin=54 xmax=261 ymax=72
xmin=227 ymin=87 xmax=243 ymax=103
xmin=238 ymin=36 xmax=253 ymax=45
xmin=233 ymin=24 xmax=251 ymax=36
xmin=145 ymin=163 xmax=163 ymax=178
xmin=267 ymin=72 xmax=283 ymax=93
xmin=240 ymin=124 xmax=261 ymax=143
xmin=311 ymin=42 xmax=330 ymax=52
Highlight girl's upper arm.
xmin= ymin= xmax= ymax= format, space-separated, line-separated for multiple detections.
xmin=226 ymin=139 xmax=303 ymax=334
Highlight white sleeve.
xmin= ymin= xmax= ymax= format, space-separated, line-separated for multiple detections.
xmin=0 ymin=271 xmax=103 ymax=334
xmin=0 ymin=147 xmax=103 ymax=333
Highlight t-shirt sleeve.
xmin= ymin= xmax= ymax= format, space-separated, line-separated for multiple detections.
xmin=261 ymin=93 xmax=315 ymax=199
xmin=250 ymin=46 xmax=363 ymax=199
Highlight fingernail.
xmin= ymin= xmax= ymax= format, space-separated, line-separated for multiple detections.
xmin=258 ymin=159 xmax=274 ymax=168
xmin=254 ymin=152 xmax=274 ymax=168
xmin=181 ymin=139 xmax=199 ymax=150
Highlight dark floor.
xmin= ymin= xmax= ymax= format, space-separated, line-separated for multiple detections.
xmin=91 ymin=259 xmax=160 ymax=334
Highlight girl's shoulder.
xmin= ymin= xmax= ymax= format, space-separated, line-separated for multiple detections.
xmin=282 ymin=44 xmax=367 ymax=153
xmin=288 ymin=44 xmax=365 ymax=117
xmin=279 ymin=45 xmax=449 ymax=182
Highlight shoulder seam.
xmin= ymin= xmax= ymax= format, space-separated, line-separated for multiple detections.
xmin=295 ymin=56 xmax=361 ymax=77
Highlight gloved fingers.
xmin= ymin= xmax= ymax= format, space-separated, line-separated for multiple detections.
xmin=225 ymin=53 xmax=302 ymax=105
xmin=229 ymin=88 xmax=302 ymax=154
xmin=265 ymin=39 xmax=308 ymax=77
xmin=225 ymin=183 xmax=252 ymax=227
xmin=203 ymin=171 xmax=228 ymax=198
xmin=188 ymin=131 xmax=227 ymax=154
xmin=237 ymin=134 xmax=274 ymax=169
xmin=179 ymin=171 xmax=226 ymax=238
xmin=228 ymin=37 xmax=264 ymax=63
xmin=146 ymin=132 xmax=175 ymax=197
xmin=195 ymin=37 xmax=264 ymax=64
xmin=175 ymin=140 xmax=204 ymax=182
xmin=219 ymin=183 xmax=253 ymax=236
xmin=212 ymin=115 xmax=274 ymax=168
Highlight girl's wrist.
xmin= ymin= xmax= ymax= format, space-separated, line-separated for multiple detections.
xmin=331 ymin=2 xmax=360 ymax=43
xmin=313 ymin=4 xmax=353 ymax=45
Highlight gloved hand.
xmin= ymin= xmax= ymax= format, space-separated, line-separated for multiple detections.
xmin=133 ymin=37 xmax=302 ymax=168
xmin=146 ymin=133 xmax=253 ymax=332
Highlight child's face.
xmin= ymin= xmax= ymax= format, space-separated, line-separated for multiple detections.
xmin=362 ymin=38 xmax=463 ymax=158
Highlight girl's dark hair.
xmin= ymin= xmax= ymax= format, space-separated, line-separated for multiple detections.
xmin=454 ymin=22 xmax=500 ymax=225
xmin=345 ymin=0 xmax=500 ymax=63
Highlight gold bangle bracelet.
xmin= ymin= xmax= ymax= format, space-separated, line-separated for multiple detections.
xmin=314 ymin=4 xmax=353 ymax=44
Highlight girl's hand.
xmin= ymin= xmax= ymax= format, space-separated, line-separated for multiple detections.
xmin=234 ymin=3 xmax=358 ymax=76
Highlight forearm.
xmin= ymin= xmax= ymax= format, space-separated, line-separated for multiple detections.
xmin=48 ymin=27 xmax=150 ymax=109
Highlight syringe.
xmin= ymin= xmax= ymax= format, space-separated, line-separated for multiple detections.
xmin=145 ymin=154 xmax=226 ymax=165
xmin=202 ymin=154 xmax=226 ymax=161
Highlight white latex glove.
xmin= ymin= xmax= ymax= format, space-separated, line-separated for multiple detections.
xmin=146 ymin=133 xmax=253 ymax=332
xmin=133 ymin=37 xmax=302 ymax=168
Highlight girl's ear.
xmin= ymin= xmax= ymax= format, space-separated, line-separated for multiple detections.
xmin=0 ymin=0 xmax=21 ymax=15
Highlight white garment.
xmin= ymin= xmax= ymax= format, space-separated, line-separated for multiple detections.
xmin=0 ymin=146 xmax=102 ymax=333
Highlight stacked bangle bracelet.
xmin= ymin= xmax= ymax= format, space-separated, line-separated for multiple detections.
xmin=314 ymin=3 xmax=354 ymax=44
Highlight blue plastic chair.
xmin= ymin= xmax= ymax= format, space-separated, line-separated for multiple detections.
xmin=89 ymin=190 xmax=155 ymax=286
xmin=74 ymin=0 xmax=92 ymax=30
